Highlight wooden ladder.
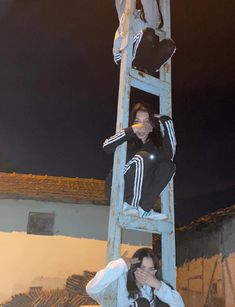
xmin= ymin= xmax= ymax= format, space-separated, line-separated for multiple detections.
xmin=104 ymin=1 xmax=176 ymax=305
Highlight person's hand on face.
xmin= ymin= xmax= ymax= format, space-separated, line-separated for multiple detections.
xmin=134 ymin=267 xmax=158 ymax=288
xmin=132 ymin=122 xmax=152 ymax=134
xmin=134 ymin=257 xmax=161 ymax=290
xmin=132 ymin=110 xmax=153 ymax=143
xmin=132 ymin=122 xmax=153 ymax=143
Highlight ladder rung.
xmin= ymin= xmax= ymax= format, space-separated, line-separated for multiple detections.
xmin=129 ymin=68 xmax=170 ymax=96
xmin=155 ymin=29 xmax=166 ymax=39
xmin=118 ymin=214 xmax=172 ymax=234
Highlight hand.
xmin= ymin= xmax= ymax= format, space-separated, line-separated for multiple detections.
xmin=132 ymin=123 xmax=153 ymax=134
xmin=154 ymin=114 xmax=161 ymax=119
xmin=121 ymin=251 xmax=140 ymax=269
xmin=134 ymin=268 xmax=161 ymax=290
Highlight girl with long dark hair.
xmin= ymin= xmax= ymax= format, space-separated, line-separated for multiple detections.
xmin=103 ymin=102 xmax=176 ymax=220
xmin=113 ymin=0 xmax=176 ymax=75
xmin=86 ymin=247 xmax=184 ymax=306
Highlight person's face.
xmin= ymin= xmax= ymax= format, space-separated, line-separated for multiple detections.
xmin=134 ymin=256 xmax=157 ymax=286
xmin=134 ymin=110 xmax=152 ymax=143
xmin=139 ymin=257 xmax=157 ymax=276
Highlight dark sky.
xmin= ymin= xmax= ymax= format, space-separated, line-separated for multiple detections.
xmin=0 ymin=0 xmax=234 ymax=224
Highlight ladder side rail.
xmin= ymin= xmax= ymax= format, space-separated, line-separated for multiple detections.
xmin=106 ymin=0 xmax=134 ymax=264
xmin=103 ymin=1 xmax=134 ymax=306
xmin=159 ymin=0 xmax=176 ymax=289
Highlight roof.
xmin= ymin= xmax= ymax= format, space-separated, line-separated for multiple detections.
xmin=0 ymin=172 xmax=106 ymax=205
xmin=177 ymin=203 xmax=235 ymax=232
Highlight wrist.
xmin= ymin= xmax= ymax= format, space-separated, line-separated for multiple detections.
xmin=152 ymin=278 xmax=161 ymax=290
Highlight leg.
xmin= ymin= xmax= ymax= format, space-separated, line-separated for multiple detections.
xmin=154 ymin=38 xmax=176 ymax=71
xmin=132 ymin=28 xmax=157 ymax=75
xmin=132 ymin=28 xmax=176 ymax=75
xmin=124 ymin=151 xmax=154 ymax=208
xmin=140 ymin=160 xmax=176 ymax=211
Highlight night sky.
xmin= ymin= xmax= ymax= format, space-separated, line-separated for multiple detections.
xmin=0 ymin=0 xmax=234 ymax=224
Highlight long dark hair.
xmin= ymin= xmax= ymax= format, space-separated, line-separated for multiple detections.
xmin=126 ymin=247 xmax=159 ymax=299
xmin=128 ymin=102 xmax=163 ymax=149
xmin=136 ymin=0 xmax=146 ymax=22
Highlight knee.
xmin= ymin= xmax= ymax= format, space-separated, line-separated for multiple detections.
xmin=161 ymin=160 xmax=176 ymax=175
xmin=134 ymin=151 xmax=156 ymax=168
xmin=142 ymin=27 xmax=156 ymax=42
xmin=161 ymin=38 xmax=176 ymax=53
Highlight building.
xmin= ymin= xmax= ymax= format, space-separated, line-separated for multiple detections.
xmin=0 ymin=172 xmax=151 ymax=304
xmin=176 ymin=204 xmax=235 ymax=307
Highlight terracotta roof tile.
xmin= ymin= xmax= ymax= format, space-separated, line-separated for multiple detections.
xmin=176 ymin=203 xmax=235 ymax=232
xmin=0 ymin=172 xmax=106 ymax=205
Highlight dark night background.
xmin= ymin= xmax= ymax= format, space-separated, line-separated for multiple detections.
xmin=0 ymin=0 xmax=234 ymax=224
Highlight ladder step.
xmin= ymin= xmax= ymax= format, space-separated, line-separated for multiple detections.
xmin=118 ymin=213 xmax=172 ymax=234
xmin=129 ymin=68 xmax=170 ymax=96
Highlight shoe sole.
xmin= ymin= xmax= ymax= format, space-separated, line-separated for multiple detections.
xmin=141 ymin=214 xmax=168 ymax=220
xmin=123 ymin=211 xmax=139 ymax=217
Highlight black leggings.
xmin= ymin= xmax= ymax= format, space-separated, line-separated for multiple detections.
xmin=132 ymin=28 xmax=176 ymax=75
xmin=124 ymin=151 xmax=175 ymax=211
xmin=105 ymin=151 xmax=175 ymax=212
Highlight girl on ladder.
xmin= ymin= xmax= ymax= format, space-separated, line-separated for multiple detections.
xmin=103 ymin=102 xmax=176 ymax=220
xmin=113 ymin=0 xmax=176 ymax=75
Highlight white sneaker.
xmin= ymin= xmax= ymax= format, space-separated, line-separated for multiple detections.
xmin=123 ymin=202 xmax=139 ymax=217
xmin=138 ymin=207 xmax=168 ymax=220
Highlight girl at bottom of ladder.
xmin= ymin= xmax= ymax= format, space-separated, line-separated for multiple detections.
xmin=86 ymin=247 xmax=184 ymax=307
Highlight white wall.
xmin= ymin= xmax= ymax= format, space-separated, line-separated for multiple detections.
xmin=0 ymin=199 xmax=151 ymax=245
xmin=0 ymin=199 xmax=151 ymax=303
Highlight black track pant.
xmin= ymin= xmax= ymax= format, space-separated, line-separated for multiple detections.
xmin=124 ymin=151 xmax=175 ymax=212
xmin=134 ymin=297 xmax=150 ymax=307
xmin=132 ymin=28 xmax=176 ymax=75
xmin=134 ymin=297 xmax=170 ymax=307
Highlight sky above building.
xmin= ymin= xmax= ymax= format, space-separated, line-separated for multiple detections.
xmin=0 ymin=0 xmax=234 ymax=224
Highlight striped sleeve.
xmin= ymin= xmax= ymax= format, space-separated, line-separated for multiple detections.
xmin=103 ymin=127 xmax=135 ymax=154
xmin=159 ymin=116 xmax=177 ymax=159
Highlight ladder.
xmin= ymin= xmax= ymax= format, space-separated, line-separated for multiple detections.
xmin=104 ymin=1 xmax=176 ymax=305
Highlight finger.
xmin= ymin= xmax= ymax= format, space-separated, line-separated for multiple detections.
xmin=154 ymin=114 xmax=160 ymax=118
xmin=121 ymin=250 xmax=128 ymax=258
xmin=136 ymin=268 xmax=148 ymax=278
xmin=135 ymin=272 xmax=146 ymax=284
xmin=130 ymin=258 xmax=140 ymax=264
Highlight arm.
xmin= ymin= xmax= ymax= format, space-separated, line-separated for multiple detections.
xmin=154 ymin=281 xmax=185 ymax=307
xmin=103 ymin=126 xmax=135 ymax=154
xmin=115 ymin=0 xmax=126 ymax=20
xmin=159 ymin=115 xmax=177 ymax=159
xmin=86 ymin=258 xmax=128 ymax=304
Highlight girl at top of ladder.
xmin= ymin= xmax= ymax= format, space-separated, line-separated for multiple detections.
xmin=113 ymin=0 xmax=176 ymax=76
xmin=103 ymin=102 xmax=176 ymax=220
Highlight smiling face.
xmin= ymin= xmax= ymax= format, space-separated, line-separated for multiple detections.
xmin=134 ymin=110 xmax=152 ymax=143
